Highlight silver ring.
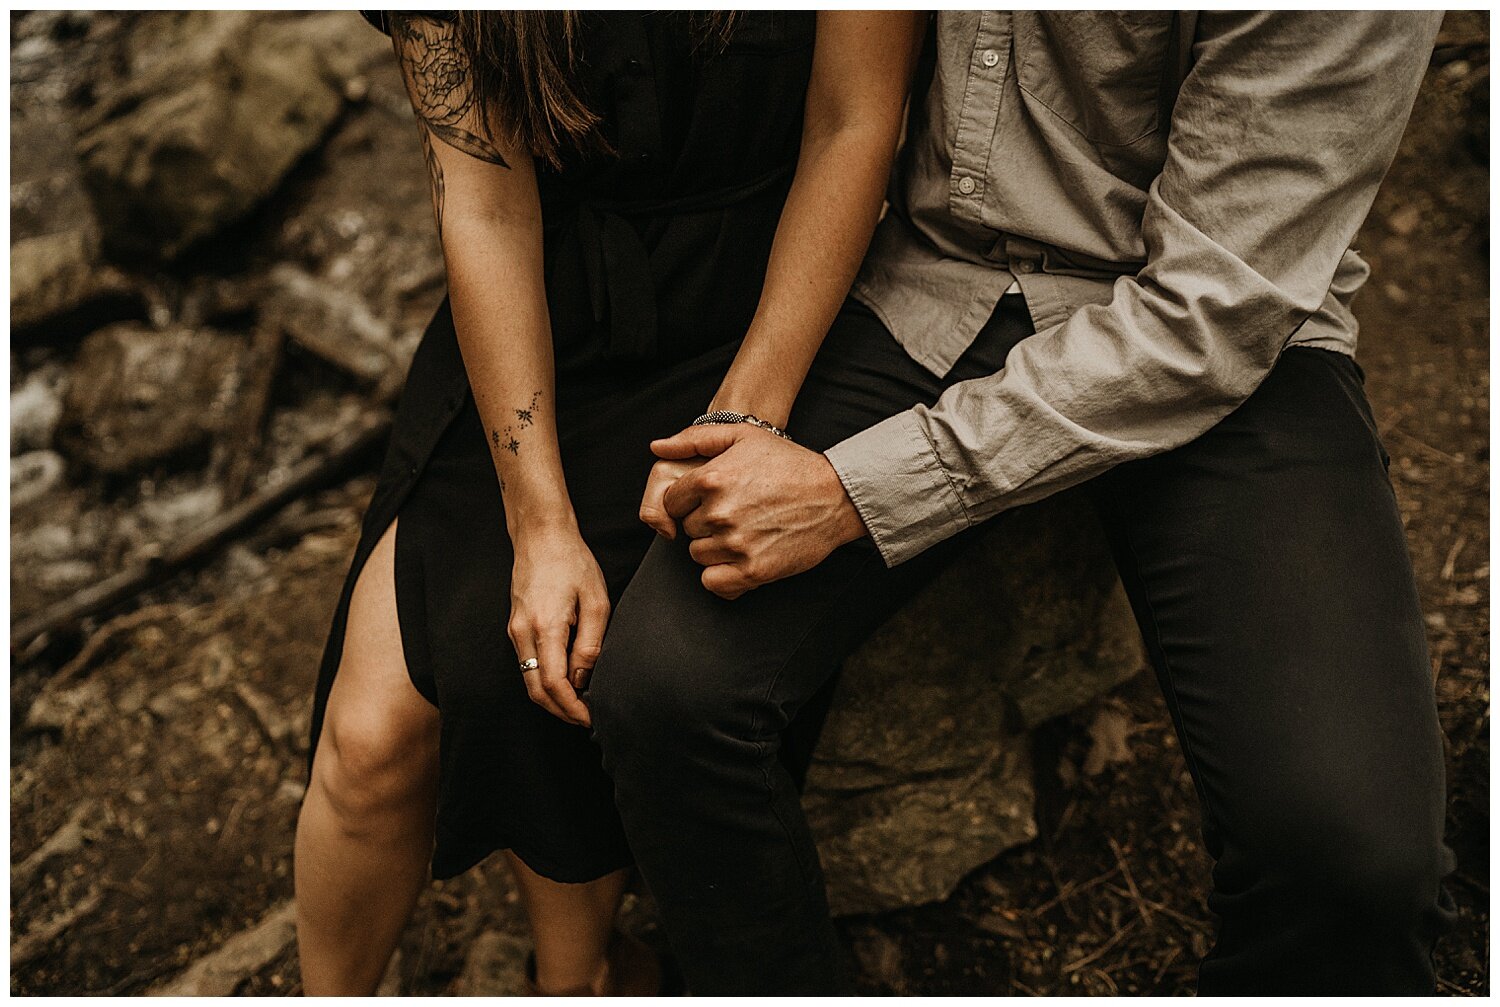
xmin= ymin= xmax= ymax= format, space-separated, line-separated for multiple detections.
xmin=518 ymin=657 xmax=540 ymax=675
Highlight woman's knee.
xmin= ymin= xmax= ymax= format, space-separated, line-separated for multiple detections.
xmin=315 ymin=695 xmax=438 ymax=828
xmin=315 ymin=515 xmax=439 ymax=826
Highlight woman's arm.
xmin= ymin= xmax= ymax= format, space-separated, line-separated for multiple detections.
xmin=387 ymin=15 xmax=602 ymax=726
xmin=640 ymin=12 xmax=926 ymax=537
xmin=707 ymin=11 xmax=927 ymax=424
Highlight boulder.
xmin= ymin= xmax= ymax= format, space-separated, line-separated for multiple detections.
xmin=10 ymin=105 xmax=131 ymax=332
xmin=56 ymin=322 xmax=245 ymax=476
xmin=10 ymin=363 xmax=69 ymax=454
xmin=11 ymin=451 xmax=67 ymax=511
xmin=806 ymin=491 xmax=1144 ymax=915
xmin=262 ymin=263 xmax=396 ymax=386
xmin=73 ymin=11 xmax=389 ymax=260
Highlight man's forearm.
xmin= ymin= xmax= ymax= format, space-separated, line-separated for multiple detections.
xmin=827 ymin=11 xmax=1441 ymax=568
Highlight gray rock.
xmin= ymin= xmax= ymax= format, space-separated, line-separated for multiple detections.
xmin=135 ymin=484 xmax=225 ymax=536
xmin=74 ymin=11 xmax=389 ymax=260
xmin=11 ymin=451 xmax=66 ymax=510
xmin=263 ymin=263 xmax=395 ymax=385
xmin=251 ymin=24 xmax=444 ymax=367
xmin=10 ymin=366 xmax=68 ymax=454
xmin=56 ymin=322 xmax=244 ymax=476
xmin=807 ymin=492 xmax=1144 ymax=915
xmin=10 ymin=105 xmax=129 ymax=331
xmin=12 ymin=521 xmax=81 ymax=563
xmin=32 ymin=559 xmax=99 ymax=595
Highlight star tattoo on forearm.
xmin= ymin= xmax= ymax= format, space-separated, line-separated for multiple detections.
xmin=491 ymin=390 xmax=542 ymax=490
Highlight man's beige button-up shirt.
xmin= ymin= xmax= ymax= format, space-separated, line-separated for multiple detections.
xmin=824 ymin=11 xmax=1443 ymax=567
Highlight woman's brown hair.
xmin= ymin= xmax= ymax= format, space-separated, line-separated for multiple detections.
xmin=451 ymin=12 xmax=737 ymax=169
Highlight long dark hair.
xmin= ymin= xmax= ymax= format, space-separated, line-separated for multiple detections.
xmin=451 ymin=12 xmax=737 ymax=168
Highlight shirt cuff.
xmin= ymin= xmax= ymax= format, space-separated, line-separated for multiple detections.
xmin=823 ymin=409 xmax=972 ymax=568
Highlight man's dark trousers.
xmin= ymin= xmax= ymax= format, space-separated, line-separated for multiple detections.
xmin=588 ymin=295 xmax=1457 ymax=995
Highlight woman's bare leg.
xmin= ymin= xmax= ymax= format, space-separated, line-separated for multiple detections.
xmin=504 ymin=855 xmax=660 ymax=995
xmin=294 ymin=519 xmax=656 ymax=994
xmin=295 ymin=518 xmax=440 ymax=995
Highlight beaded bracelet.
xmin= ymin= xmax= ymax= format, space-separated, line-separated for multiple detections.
xmin=692 ymin=410 xmax=792 ymax=441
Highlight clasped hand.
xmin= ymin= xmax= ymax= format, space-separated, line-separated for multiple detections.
xmin=638 ymin=424 xmax=868 ymax=599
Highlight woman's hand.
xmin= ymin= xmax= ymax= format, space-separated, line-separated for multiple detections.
xmin=639 ymin=454 xmax=708 ymax=539
xmin=508 ymin=525 xmax=610 ymax=726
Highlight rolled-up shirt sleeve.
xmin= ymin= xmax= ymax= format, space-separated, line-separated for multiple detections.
xmin=825 ymin=11 xmax=1441 ymax=568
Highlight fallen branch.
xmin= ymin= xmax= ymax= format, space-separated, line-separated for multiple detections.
xmin=12 ymin=888 xmax=105 ymax=967
xmin=231 ymin=682 xmax=298 ymax=751
xmin=11 ymin=801 xmax=99 ymax=890
xmin=1383 ymin=424 xmax=1467 ymax=466
xmin=242 ymin=505 xmax=359 ymax=554
xmin=11 ymin=410 xmax=392 ymax=653
xmin=149 ymin=900 xmax=296 ymax=996
xmin=49 ymin=603 xmax=188 ymax=690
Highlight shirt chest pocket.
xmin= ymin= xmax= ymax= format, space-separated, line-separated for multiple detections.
xmin=1014 ymin=12 xmax=1175 ymax=147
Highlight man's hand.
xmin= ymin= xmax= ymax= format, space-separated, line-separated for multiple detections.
xmin=650 ymin=424 xmax=869 ymax=599
xmin=638 ymin=456 xmax=706 ymax=540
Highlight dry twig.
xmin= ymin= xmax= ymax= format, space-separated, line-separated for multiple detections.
xmin=1031 ymin=865 xmax=1122 ymax=918
xmin=1107 ymin=837 xmax=1154 ymax=928
xmin=1441 ymin=535 xmax=1468 ymax=581
xmin=1062 ymin=919 xmax=1139 ymax=974
xmin=12 ymin=889 xmax=105 ymax=967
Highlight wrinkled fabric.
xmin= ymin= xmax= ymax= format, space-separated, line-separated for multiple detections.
xmin=828 ymin=12 xmax=1443 ymax=566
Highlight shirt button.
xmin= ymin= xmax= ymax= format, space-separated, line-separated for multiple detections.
xmin=981 ymin=49 xmax=999 ymax=68
xmin=1014 ymin=260 xmax=1036 ymax=274
xmin=957 ymin=176 xmax=976 ymax=195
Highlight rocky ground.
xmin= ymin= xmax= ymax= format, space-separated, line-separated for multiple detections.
xmin=10 ymin=11 xmax=1489 ymax=997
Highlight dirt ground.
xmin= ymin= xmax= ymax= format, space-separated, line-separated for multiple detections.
xmin=10 ymin=13 xmax=1489 ymax=997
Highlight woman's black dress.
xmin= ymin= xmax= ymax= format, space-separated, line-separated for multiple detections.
xmin=308 ymin=12 xmax=818 ymax=881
